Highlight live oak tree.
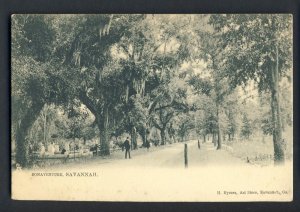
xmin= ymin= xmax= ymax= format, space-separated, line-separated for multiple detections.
xmin=111 ymin=15 xmax=175 ymax=148
xmin=209 ymin=14 xmax=292 ymax=164
xmin=51 ymin=15 xmax=145 ymax=155
xmin=114 ymin=15 xmax=194 ymax=146
xmin=150 ymin=77 xmax=189 ymax=145
xmin=12 ymin=14 xmax=127 ymax=164
xmin=62 ymin=15 xmax=192 ymax=152
xmin=12 ymin=15 xmax=58 ymax=166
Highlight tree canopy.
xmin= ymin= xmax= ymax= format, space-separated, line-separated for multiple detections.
xmin=12 ymin=14 xmax=293 ymax=167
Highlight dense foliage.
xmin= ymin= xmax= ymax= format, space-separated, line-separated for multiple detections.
xmin=11 ymin=14 xmax=292 ymax=166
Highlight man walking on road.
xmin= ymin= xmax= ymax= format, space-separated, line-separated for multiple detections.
xmin=124 ymin=137 xmax=131 ymax=159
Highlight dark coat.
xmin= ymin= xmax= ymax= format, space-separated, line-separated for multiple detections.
xmin=123 ymin=139 xmax=130 ymax=150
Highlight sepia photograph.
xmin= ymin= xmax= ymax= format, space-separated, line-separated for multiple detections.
xmin=11 ymin=14 xmax=293 ymax=201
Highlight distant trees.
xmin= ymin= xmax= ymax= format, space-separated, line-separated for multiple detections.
xmin=223 ymin=92 xmax=240 ymax=141
xmin=188 ymin=32 xmax=231 ymax=149
xmin=149 ymin=76 xmax=189 ymax=144
xmin=240 ymin=114 xmax=253 ymax=139
xmin=176 ymin=113 xmax=195 ymax=142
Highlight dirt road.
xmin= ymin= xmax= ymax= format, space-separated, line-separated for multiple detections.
xmin=52 ymin=140 xmax=246 ymax=170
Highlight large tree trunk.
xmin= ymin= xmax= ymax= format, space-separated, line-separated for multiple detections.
xmin=15 ymin=101 xmax=44 ymax=167
xmin=271 ymin=46 xmax=284 ymax=165
xmin=160 ymin=128 xmax=166 ymax=145
xmin=97 ymin=109 xmax=110 ymax=156
xmin=141 ymin=127 xmax=147 ymax=147
xmin=43 ymin=109 xmax=47 ymax=145
xmin=79 ymin=92 xmax=111 ymax=155
xmin=216 ymin=103 xmax=222 ymax=150
xmin=131 ymin=126 xmax=137 ymax=150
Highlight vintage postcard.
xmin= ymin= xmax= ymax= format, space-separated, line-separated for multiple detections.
xmin=11 ymin=14 xmax=293 ymax=201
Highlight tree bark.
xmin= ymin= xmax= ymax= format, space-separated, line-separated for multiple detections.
xmin=216 ymin=103 xmax=222 ymax=150
xmin=15 ymin=101 xmax=44 ymax=167
xmin=79 ymin=92 xmax=110 ymax=156
xmin=97 ymin=109 xmax=110 ymax=156
xmin=271 ymin=46 xmax=284 ymax=165
xmin=213 ymin=133 xmax=216 ymax=146
xmin=43 ymin=109 xmax=47 ymax=145
xmin=141 ymin=127 xmax=147 ymax=147
xmin=131 ymin=126 xmax=137 ymax=150
xmin=160 ymin=128 xmax=166 ymax=145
